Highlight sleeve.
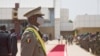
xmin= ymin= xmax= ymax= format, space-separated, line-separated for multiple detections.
xmin=11 ymin=35 xmax=18 ymax=53
xmin=7 ymin=34 xmax=12 ymax=53
xmin=21 ymin=31 xmax=38 ymax=56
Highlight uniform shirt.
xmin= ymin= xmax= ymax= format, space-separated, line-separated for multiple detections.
xmin=21 ymin=25 xmax=46 ymax=56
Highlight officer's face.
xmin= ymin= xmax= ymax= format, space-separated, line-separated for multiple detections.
xmin=28 ymin=16 xmax=37 ymax=25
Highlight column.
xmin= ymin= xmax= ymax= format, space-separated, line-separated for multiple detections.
xmin=54 ymin=0 xmax=61 ymax=39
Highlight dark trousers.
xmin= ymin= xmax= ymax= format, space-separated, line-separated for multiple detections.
xmin=12 ymin=54 xmax=16 ymax=56
xmin=0 ymin=55 xmax=11 ymax=56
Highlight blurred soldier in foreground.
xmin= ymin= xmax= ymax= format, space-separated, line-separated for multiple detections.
xmin=21 ymin=7 xmax=46 ymax=56
xmin=0 ymin=25 xmax=12 ymax=56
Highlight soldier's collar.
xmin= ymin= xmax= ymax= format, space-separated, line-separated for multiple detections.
xmin=32 ymin=25 xmax=39 ymax=31
xmin=27 ymin=24 xmax=39 ymax=31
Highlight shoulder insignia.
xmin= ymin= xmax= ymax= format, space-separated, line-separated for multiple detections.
xmin=26 ymin=38 xmax=31 ymax=43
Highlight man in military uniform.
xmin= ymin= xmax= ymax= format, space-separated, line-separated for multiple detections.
xmin=21 ymin=7 xmax=46 ymax=56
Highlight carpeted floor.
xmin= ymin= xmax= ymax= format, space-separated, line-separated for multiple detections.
xmin=47 ymin=44 xmax=65 ymax=56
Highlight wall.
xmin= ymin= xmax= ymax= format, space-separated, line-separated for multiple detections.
xmin=77 ymin=27 xmax=100 ymax=34
xmin=74 ymin=15 xmax=100 ymax=29
xmin=40 ymin=26 xmax=55 ymax=40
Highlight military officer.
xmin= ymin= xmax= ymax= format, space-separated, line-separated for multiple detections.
xmin=21 ymin=7 xmax=46 ymax=56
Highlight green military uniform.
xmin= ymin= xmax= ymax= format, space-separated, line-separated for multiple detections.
xmin=21 ymin=7 xmax=46 ymax=56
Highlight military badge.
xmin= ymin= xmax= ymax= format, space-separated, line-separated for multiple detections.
xmin=26 ymin=38 xmax=31 ymax=43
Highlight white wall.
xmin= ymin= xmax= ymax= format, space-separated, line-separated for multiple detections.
xmin=54 ymin=0 xmax=60 ymax=19
xmin=74 ymin=15 xmax=100 ymax=29
xmin=60 ymin=8 xmax=73 ymax=31
xmin=0 ymin=8 xmax=50 ymax=20
xmin=60 ymin=9 xmax=69 ymax=21
xmin=0 ymin=8 xmax=12 ymax=20
xmin=54 ymin=0 xmax=61 ymax=39
xmin=60 ymin=22 xmax=73 ymax=31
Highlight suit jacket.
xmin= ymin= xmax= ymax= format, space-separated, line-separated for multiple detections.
xmin=21 ymin=26 xmax=46 ymax=56
xmin=10 ymin=33 xmax=18 ymax=55
xmin=0 ymin=30 xmax=11 ymax=55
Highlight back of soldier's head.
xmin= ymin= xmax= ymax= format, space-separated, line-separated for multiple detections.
xmin=10 ymin=29 xmax=15 ymax=33
xmin=0 ymin=25 xmax=6 ymax=31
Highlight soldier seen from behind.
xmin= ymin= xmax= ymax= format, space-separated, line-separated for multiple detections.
xmin=10 ymin=29 xmax=18 ymax=56
xmin=68 ymin=35 xmax=73 ymax=45
xmin=0 ymin=25 xmax=12 ymax=56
